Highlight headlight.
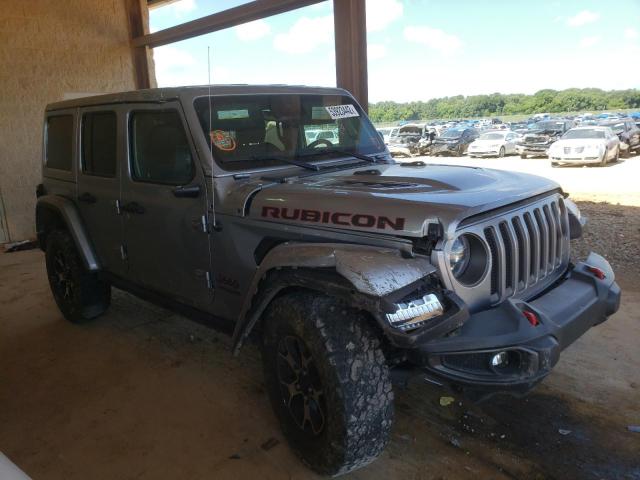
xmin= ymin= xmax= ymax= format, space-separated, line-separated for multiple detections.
xmin=449 ymin=236 xmax=470 ymax=278
xmin=448 ymin=234 xmax=488 ymax=285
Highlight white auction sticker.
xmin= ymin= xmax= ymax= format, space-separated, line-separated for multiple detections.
xmin=325 ymin=104 xmax=359 ymax=119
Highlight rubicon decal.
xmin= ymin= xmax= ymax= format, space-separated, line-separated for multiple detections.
xmin=261 ymin=206 xmax=406 ymax=231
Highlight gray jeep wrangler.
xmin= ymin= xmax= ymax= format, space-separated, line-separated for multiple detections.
xmin=36 ymin=86 xmax=621 ymax=475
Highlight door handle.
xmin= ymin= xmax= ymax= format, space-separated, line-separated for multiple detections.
xmin=172 ymin=184 xmax=201 ymax=198
xmin=78 ymin=192 xmax=97 ymax=204
xmin=121 ymin=201 xmax=145 ymax=214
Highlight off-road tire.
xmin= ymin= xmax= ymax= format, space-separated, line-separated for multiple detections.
xmin=45 ymin=230 xmax=110 ymax=323
xmin=498 ymin=146 xmax=505 ymax=158
xmin=520 ymin=153 xmax=527 ymax=159
xmin=261 ymin=292 xmax=394 ymax=476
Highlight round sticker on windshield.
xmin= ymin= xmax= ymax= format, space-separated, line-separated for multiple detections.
xmin=210 ymin=130 xmax=236 ymax=151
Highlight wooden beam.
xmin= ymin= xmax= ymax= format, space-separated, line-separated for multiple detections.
xmin=333 ymin=0 xmax=368 ymax=111
xmin=128 ymin=0 xmax=154 ymax=89
xmin=133 ymin=0 xmax=325 ymax=49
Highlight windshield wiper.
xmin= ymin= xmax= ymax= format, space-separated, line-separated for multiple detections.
xmin=299 ymin=148 xmax=378 ymax=163
xmin=250 ymin=155 xmax=319 ymax=171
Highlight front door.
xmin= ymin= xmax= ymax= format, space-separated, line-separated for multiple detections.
xmin=76 ymin=107 xmax=126 ymax=277
xmin=121 ymin=103 xmax=213 ymax=310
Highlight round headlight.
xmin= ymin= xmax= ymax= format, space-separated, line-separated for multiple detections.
xmin=448 ymin=234 xmax=489 ymax=285
xmin=449 ymin=236 xmax=470 ymax=278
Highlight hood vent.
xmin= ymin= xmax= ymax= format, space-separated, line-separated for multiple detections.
xmin=333 ymin=180 xmax=422 ymax=190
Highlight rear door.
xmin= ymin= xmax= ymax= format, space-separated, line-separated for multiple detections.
xmin=121 ymin=103 xmax=212 ymax=310
xmin=76 ymin=107 xmax=126 ymax=277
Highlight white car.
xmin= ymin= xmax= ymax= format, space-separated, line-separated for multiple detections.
xmin=548 ymin=126 xmax=620 ymax=167
xmin=467 ymin=131 xmax=519 ymax=157
xmin=376 ymin=127 xmax=399 ymax=145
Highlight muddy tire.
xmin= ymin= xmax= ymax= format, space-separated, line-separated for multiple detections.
xmin=45 ymin=230 xmax=110 ymax=323
xmin=261 ymin=292 xmax=393 ymax=476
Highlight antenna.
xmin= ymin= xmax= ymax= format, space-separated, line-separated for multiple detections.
xmin=207 ymin=46 xmax=217 ymax=231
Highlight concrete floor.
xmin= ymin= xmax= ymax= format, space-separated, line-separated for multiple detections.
xmin=1 ymin=247 xmax=639 ymax=479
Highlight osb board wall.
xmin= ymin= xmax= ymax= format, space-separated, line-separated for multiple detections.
xmin=0 ymin=0 xmax=155 ymax=241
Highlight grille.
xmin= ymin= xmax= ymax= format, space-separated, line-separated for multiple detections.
xmin=465 ymin=195 xmax=570 ymax=303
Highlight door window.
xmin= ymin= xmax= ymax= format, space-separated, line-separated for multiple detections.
xmin=82 ymin=112 xmax=117 ymax=177
xmin=46 ymin=115 xmax=73 ymax=171
xmin=129 ymin=110 xmax=194 ymax=185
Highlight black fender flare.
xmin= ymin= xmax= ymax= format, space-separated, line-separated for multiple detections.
xmin=36 ymin=195 xmax=100 ymax=271
xmin=231 ymin=242 xmax=437 ymax=354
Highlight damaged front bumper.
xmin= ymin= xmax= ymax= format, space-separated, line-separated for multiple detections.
xmin=400 ymin=253 xmax=620 ymax=399
xmin=516 ymin=144 xmax=550 ymax=156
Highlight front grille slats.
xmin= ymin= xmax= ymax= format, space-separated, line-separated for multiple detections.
xmin=463 ymin=196 xmax=570 ymax=305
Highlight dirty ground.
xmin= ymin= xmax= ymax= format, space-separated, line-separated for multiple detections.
xmin=0 ymin=202 xmax=639 ymax=480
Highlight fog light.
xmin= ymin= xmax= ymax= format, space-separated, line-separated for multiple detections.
xmin=490 ymin=351 xmax=509 ymax=367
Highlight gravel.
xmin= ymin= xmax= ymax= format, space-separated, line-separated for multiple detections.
xmin=571 ymin=201 xmax=640 ymax=281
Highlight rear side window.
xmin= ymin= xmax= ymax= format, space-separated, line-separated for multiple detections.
xmin=46 ymin=115 xmax=73 ymax=171
xmin=129 ymin=110 xmax=194 ymax=185
xmin=82 ymin=112 xmax=117 ymax=177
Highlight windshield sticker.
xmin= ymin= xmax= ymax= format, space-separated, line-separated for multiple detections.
xmin=210 ymin=130 xmax=236 ymax=151
xmin=325 ymin=104 xmax=359 ymax=120
xmin=217 ymin=109 xmax=249 ymax=120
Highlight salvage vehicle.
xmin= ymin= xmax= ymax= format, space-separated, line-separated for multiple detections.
xmin=387 ymin=123 xmax=427 ymax=157
xmin=548 ymin=126 xmax=620 ymax=167
xmin=517 ymin=119 xmax=574 ymax=158
xmin=36 ymin=86 xmax=621 ymax=476
xmin=431 ymin=126 xmax=479 ymax=156
xmin=598 ymin=118 xmax=640 ymax=157
xmin=376 ymin=126 xmax=399 ymax=145
xmin=468 ymin=131 xmax=519 ymax=157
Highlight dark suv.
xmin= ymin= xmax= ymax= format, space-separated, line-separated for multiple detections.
xmin=599 ymin=118 xmax=640 ymax=157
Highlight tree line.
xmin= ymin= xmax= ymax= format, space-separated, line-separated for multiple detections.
xmin=368 ymin=88 xmax=640 ymax=122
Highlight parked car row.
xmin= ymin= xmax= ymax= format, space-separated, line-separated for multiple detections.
xmin=377 ymin=113 xmax=640 ymax=166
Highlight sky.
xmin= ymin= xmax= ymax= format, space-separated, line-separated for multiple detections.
xmin=150 ymin=0 xmax=640 ymax=103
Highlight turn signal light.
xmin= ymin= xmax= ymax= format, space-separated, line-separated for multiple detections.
xmin=587 ymin=266 xmax=606 ymax=280
xmin=523 ymin=310 xmax=539 ymax=326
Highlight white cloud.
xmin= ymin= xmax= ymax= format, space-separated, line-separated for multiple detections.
xmin=273 ymin=15 xmax=334 ymax=54
xmin=566 ymin=10 xmax=600 ymax=27
xmin=366 ymin=0 xmax=403 ymax=32
xmin=153 ymin=45 xmax=230 ymax=87
xmin=234 ymin=19 xmax=271 ymax=41
xmin=158 ymin=0 xmax=196 ymax=16
xmin=403 ymin=26 xmax=463 ymax=55
xmin=625 ymin=27 xmax=639 ymax=40
xmin=368 ymin=43 xmax=387 ymax=60
xmin=579 ymin=35 xmax=601 ymax=48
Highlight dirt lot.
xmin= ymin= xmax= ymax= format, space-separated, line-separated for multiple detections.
xmin=1 ymin=159 xmax=639 ymax=479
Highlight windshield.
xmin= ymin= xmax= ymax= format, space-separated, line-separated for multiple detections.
xmin=479 ymin=132 xmax=505 ymax=140
xmin=562 ymin=129 xmax=605 ymax=139
xmin=535 ymin=121 xmax=566 ymax=131
xmin=608 ymin=123 xmax=625 ymax=134
xmin=194 ymin=94 xmax=385 ymax=171
xmin=442 ymin=129 xmax=464 ymax=138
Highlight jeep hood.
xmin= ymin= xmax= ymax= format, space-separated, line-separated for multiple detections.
xmin=238 ymin=163 xmax=561 ymax=239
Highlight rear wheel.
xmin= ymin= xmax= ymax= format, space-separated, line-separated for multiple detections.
xmin=45 ymin=230 xmax=110 ymax=323
xmin=262 ymin=292 xmax=393 ymax=476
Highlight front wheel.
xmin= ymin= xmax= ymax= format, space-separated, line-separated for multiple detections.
xmin=45 ymin=230 xmax=110 ymax=323
xmin=261 ymin=292 xmax=393 ymax=476
xmin=498 ymin=146 xmax=505 ymax=158
xmin=520 ymin=153 xmax=527 ymax=159
xmin=600 ymin=148 xmax=608 ymax=167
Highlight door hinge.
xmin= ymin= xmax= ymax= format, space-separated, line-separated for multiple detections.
xmin=120 ymin=244 xmax=127 ymax=261
xmin=201 ymin=214 xmax=209 ymax=233
xmin=205 ymin=271 xmax=213 ymax=289
xmin=115 ymin=199 xmax=122 ymax=215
